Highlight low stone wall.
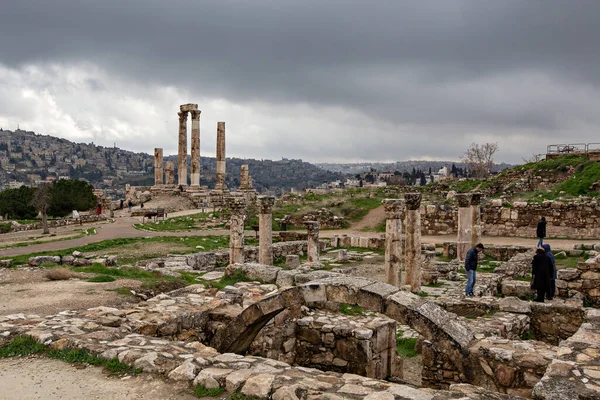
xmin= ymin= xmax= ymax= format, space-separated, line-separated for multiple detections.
xmin=249 ymin=309 xmax=397 ymax=380
xmin=27 ymin=253 xmax=117 ymax=267
xmin=555 ymin=257 xmax=600 ymax=306
xmin=331 ymin=234 xmax=436 ymax=252
xmin=9 ymin=214 xmax=106 ymax=232
xmin=443 ymin=243 xmax=530 ymax=262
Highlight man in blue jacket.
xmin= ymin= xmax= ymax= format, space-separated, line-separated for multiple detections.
xmin=465 ymin=243 xmax=485 ymax=296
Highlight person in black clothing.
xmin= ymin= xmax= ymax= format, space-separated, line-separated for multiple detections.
xmin=464 ymin=243 xmax=484 ymax=296
xmin=542 ymin=244 xmax=556 ymax=300
xmin=531 ymin=247 xmax=552 ymax=302
xmin=536 ymin=216 xmax=546 ymax=247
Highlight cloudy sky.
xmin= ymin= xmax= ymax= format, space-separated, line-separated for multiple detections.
xmin=1 ymin=0 xmax=599 ymax=164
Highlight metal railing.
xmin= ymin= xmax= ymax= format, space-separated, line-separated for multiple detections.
xmin=547 ymin=143 xmax=600 ymax=156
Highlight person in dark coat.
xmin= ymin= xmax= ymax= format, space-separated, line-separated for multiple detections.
xmin=531 ymin=247 xmax=552 ymax=302
xmin=464 ymin=243 xmax=484 ymax=296
xmin=536 ymin=217 xmax=547 ymax=247
xmin=542 ymin=244 xmax=556 ymax=300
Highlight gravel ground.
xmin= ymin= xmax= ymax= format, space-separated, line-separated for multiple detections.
xmin=0 ymin=358 xmax=197 ymax=400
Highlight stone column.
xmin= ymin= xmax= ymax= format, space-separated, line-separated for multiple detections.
xmin=404 ymin=193 xmax=422 ymax=293
xmin=383 ymin=199 xmax=405 ymax=286
xmin=153 ymin=148 xmax=163 ymax=186
xmin=240 ymin=164 xmax=250 ymax=190
xmin=304 ymin=221 xmax=320 ymax=264
xmin=190 ymin=110 xmax=201 ymax=187
xmin=456 ymin=193 xmax=473 ymax=262
xmin=215 ymin=121 xmax=227 ymax=191
xmin=165 ymin=161 xmax=175 ymax=185
xmin=471 ymin=192 xmax=482 ymax=248
xmin=258 ymin=196 xmax=275 ymax=265
xmin=177 ymin=111 xmax=188 ymax=186
xmin=228 ymin=196 xmax=247 ymax=264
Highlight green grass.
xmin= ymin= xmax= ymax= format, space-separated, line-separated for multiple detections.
xmin=73 ymin=263 xmax=155 ymax=279
xmin=396 ymin=331 xmax=418 ymax=358
xmin=424 ymin=282 xmax=444 ymax=288
xmin=134 ymin=212 xmax=228 ymax=232
xmin=193 ymin=385 xmax=225 ymax=398
xmin=339 ymin=303 xmax=368 ymax=316
xmin=451 ymin=179 xmax=485 ymax=193
xmin=87 ymin=275 xmax=116 ymax=282
xmin=515 ymin=155 xmax=587 ymax=173
xmin=417 ymin=291 xmax=429 ymax=297
xmin=0 ymin=335 xmax=141 ymax=375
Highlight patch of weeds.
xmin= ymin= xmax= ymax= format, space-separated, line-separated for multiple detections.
xmin=514 ymin=275 xmax=532 ymax=282
xmin=339 ymin=303 xmax=367 ymax=316
xmin=417 ymin=291 xmax=429 ymax=297
xmin=518 ymin=292 xmax=535 ymax=302
xmin=46 ymin=347 xmax=104 ymax=365
xmin=436 ymin=255 xmax=453 ymax=263
xmin=72 ymin=263 xmax=154 ymax=279
xmin=87 ymin=275 xmax=116 ymax=283
xmin=395 ymin=332 xmax=418 ymax=358
xmin=194 ymin=385 xmax=225 ymax=398
xmin=103 ymin=357 xmax=143 ymax=375
xmin=424 ymin=282 xmax=444 ymax=288
xmin=521 ymin=328 xmax=536 ymax=340
xmin=0 ymin=335 xmax=46 ymax=357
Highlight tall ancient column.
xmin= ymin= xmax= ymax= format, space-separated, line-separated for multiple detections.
xmin=383 ymin=199 xmax=405 ymax=286
xmin=456 ymin=193 xmax=473 ymax=262
xmin=177 ymin=111 xmax=188 ymax=186
xmin=239 ymin=165 xmax=250 ymax=190
xmin=258 ymin=195 xmax=275 ymax=265
xmin=215 ymin=122 xmax=227 ymax=191
xmin=471 ymin=192 xmax=482 ymax=247
xmin=228 ymin=196 xmax=247 ymax=264
xmin=165 ymin=161 xmax=175 ymax=185
xmin=404 ymin=193 xmax=422 ymax=293
xmin=190 ymin=110 xmax=201 ymax=187
xmin=304 ymin=221 xmax=320 ymax=264
xmin=153 ymin=148 xmax=163 ymax=186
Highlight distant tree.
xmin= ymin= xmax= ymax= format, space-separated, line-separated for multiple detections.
xmin=47 ymin=179 xmax=97 ymax=217
xmin=32 ymin=183 xmax=52 ymax=234
xmin=0 ymin=186 xmax=37 ymax=219
xmin=420 ymin=174 xmax=427 ymax=186
xmin=428 ymin=167 xmax=432 ymax=175
xmin=451 ymin=163 xmax=458 ymax=177
xmin=461 ymin=142 xmax=499 ymax=178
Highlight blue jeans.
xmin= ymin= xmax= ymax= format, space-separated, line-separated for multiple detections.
xmin=537 ymin=237 xmax=544 ymax=247
xmin=465 ymin=269 xmax=476 ymax=295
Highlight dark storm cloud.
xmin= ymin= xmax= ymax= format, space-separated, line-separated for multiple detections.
xmin=1 ymin=0 xmax=600 ymax=163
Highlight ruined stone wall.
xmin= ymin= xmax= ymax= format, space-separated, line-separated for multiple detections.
xmin=556 ymin=259 xmax=600 ymax=307
xmin=10 ymin=214 xmax=107 ymax=232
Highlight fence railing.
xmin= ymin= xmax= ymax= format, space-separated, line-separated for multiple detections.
xmin=547 ymin=143 xmax=600 ymax=155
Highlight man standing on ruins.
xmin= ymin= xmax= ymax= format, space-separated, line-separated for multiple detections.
xmin=464 ymin=243 xmax=484 ymax=296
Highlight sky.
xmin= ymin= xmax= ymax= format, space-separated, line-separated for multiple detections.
xmin=1 ymin=0 xmax=599 ymax=164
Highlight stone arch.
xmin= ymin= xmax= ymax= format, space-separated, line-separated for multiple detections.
xmin=210 ymin=277 xmax=475 ymax=375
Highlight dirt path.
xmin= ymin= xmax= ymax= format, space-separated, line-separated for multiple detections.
xmin=0 ymin=358 xmax=196 ymax=400
xmin=350 ymin=205 xmax=385 ymax=231
xmin=0 ymin=269 xmax=141 ymax=315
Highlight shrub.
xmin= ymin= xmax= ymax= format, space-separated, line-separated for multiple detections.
xmin=44 ymin=268 xmax=73 ymax=281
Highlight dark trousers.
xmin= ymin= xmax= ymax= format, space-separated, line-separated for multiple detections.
xmin=548 ymin=280 xmax=556 ymax=299
xmin=535 ymin=287 xmax=547 ymax=302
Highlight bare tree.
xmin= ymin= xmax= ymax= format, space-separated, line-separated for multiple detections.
xmin=32 ymin=183 xmax=52 ymax=234
xmin=461 ymin=142 xmax=499 ymax=178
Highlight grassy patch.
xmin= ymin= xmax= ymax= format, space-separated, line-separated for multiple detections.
xmin=339 ymin=303 xmax=368 ymax=316
xmin=72 ymin=263 xmax=155 ymax=279
xmin=0 ymin=335 xmax=141 ymax=375
xmin=396 ymin=331 xmax=418 ymax=358
xmin=424 ymin=282 xmax=444 ymax=288
xmin=436 ymin=255 xmax=453 ymax=263
xmin=521 ymin=328 xmax=536 ymax=340
xmin=227 ymin=393 xmax=262 ymax=400
xmin=193 ymin=385 xmax=225 ymax=398
xmin=134 ymin=212 xmax=228 ymax=232
xmin=87 ymin=275 xmax=116 ymax=283
xmin=417 ymin=291 xmax=429 ymax=297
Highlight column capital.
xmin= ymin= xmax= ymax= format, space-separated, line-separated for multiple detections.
xmin=226 ymin=195 xmax=247 ymax=215
xmin=382 ymin=199 xmax=405 ymax=219
xmin=470 ymin=192 xmax=482 ymax=206
xmin=190 ymin=110 xmax=201 ymax=120
xmin=178 ymin=111 xmax=189 ymax=121
xmin=456 ymin=193 xmax=472 ymax=208
xmin=258 ymin=195 xmax=275 ymax=214
xmin=304 ymin=220 xmax=319 ymax=234
xmin=404 ymin=193 xmax=422 ymax=210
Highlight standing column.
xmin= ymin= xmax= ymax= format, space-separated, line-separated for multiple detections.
xmin=456 ymin=193 xmax=473 ymax=262
xmin=153 ymin=148 xmax=163 ymax=186
xmin=228 ymin=196 xmax=247 ymax=264
xmin=404 ymin=193 xmax=422 ymax=293
xmin=240 ymin=165 xmax=250 ymax=190
xmin=177 ymin=111 xmax=188 ymax=186
xmin=258 ymin=196 xmax=275 ymax=265
xmin=190 ymin=110 xmax=201 ymax=187
xmin=383 ymin=199 xmax=405 ymax=286
xmin=215 ymin=121 xmax=227 ymax=191
xmin=165 ymin=161 xmax=175 ymax=185
xmin=304 ymin=221 xmax=320 ymax=264
xmin=471 ymin=192 xmax=482 ymax=247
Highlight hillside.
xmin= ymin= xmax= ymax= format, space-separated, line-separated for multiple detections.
xmin=0 ymin=130 xmax=343 ymax=194
xmin=316 ymin=160 xmax=513 ymax=175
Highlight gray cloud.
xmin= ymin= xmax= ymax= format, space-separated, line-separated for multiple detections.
xmin=1 ymin=0 xmax=600 ymax=164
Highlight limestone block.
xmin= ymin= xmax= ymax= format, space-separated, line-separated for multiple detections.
xmin=286 ymin=255 xmax=300 ymax=268
xmin=242 ymin=263 xmax=280 ymax=283
xmin=558 ymin=269 xmax=580 ymax=281
xmin=168 ymin=360 xmax=197 ymax=381
xmin=28 ymin=255 xmax=61 ymax=266
xmin=225 ymin=368 xmax=253 ymax=392
xmin=241 ymin=373 xmax=275 ymax=398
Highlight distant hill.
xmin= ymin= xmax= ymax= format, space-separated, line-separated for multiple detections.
xmin=0 ymin=130 xmax=343 ymax=194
